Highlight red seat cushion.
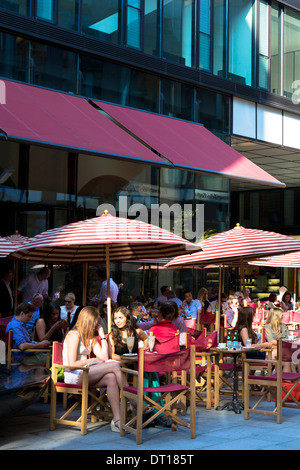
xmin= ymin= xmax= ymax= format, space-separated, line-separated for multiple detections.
xmin=123 ymin=383 xmax=189 ymax=394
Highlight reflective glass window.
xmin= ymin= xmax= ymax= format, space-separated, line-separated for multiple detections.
xmin=36 ymin=0 xmax=54 ymax=22
xmin=80 ymin=55 xmax=159 ymax=112
xmin=199 ymin=0 xmax=211 ymax=71
xmin=0 ymin=32 xmax=29 ymax=82
xmin=31 ymin=42 xmax=77 ymax=93
xmin=228 ymin=0 xmax=254 ymax=86
xmin=144 ymin=0 xmax=159 ymax=56
xmin=270 ymin=2 xmax=281 ymax=95
xmin=81 ymin=0 xmax=120 ymax=43
xmin=58 ymin=0 xmax=79 ymax=31
xmin=258 ymin=0 xmax=269 ymax=90
xmin=0 ymin=0 xmax=30 ymax=15
xmin=161 ymin=78 xmax=194 ymax=121
xmin=162 ymin=0 xmax=194 ymax=67
xmin=213 ymin=0 xmax=226 ymax=78
xmin=127 ymin=0 xmax=141 ymax=49
xmin=283 ymin=7 xmax=300 ymax=99
xmin=195 ymin=88 xmax=230 ymax=140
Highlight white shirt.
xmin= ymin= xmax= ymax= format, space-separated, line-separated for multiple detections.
xmin=18 ymin=273 xmax=49 ymax=302
xmin=99 ymin=279 xmax=119 ymax=303
xmin=60 ymin=305 xmax=79 ymax=322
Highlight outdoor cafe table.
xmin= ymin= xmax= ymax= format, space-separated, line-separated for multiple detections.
xmin=212 ymin=347 xmax=257 ymax=414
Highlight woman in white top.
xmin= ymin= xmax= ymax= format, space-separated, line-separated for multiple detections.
xmin=60 ymin=292 xmax=79 ymax=324
xmin=63 ymin=306 xmax=122 ymax=432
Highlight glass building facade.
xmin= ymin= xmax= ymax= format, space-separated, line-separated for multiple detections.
xmin=0 ymin=0 xmax=300 ymax=302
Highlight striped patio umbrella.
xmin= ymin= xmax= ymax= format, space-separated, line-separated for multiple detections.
xmin=165 ymin=224 xmax=300 ymax=335
xmin=0 ymin=236 xmax=19 ymax=258
xmin=248 ymin=251 xmax=300 ymax=301
xmin=10 ymin=211 xmax=199 ymax=330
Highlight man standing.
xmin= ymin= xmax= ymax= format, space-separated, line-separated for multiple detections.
xmin=95 ymin=267 xmax=119 ymax=304
xmin=0 ymin=263 xmax=14 ymax=317
xmin=18 ymin=267 xmax=51 ymax=302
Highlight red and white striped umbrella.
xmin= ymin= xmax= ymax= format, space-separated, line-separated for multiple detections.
xmin=10 ymin=211 xmax=198 ymax=331
xmin=10 ymin=212 xmax=198 ymax=263
xmin=165 ymin=224 xmax=300 ymax=268
xmin=0 ymin=236 xmax=19 ymax=258
xmin=165 ymin=224 xmax=300 ymax=336
xmin=248 ymin=252 xmax=300 ymax=268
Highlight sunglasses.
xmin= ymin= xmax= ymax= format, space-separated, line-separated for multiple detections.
xmin=65 ymin=300 xmax=72 ymax=303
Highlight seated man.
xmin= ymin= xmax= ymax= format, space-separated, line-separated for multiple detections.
xmin=149 ymin=302 xmax=177 ymax=346
xmin=155 ymin=285 xmax=169 ymax=307
xmin=18 ymin=267 xmax=51 ymax=303
xmin=224 ymin=295 xmax=239 ymax=328
xmin=181 ymin=290 xmax=201 ymax=319
xmin=167 ymin=290 xmax=182 ymax=308
xmin=6 ymin=302 xmax=51 ymax=363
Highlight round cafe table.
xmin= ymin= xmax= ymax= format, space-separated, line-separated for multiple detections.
xmin=212 ymin=347 xmax=255 ymax=414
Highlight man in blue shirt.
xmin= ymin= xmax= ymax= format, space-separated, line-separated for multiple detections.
xmin=26 ymin=293 xmax=44 ymax=338
xmin=6 ymin=302 xmax=51 ymax=362
xmin=182 ymin=291 xmax=202 ymax=320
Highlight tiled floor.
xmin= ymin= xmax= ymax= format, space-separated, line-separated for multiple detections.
xmin=0 ymin=395 xmax=299 ymax=450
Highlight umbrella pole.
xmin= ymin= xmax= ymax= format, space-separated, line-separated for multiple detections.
xmin=106 ymin=244 xmax=111 ymax=333
xmin=294 ymin=267 xmax=297 ymax=304
xmin=240 ymin=258 xmax=246 ymax=305
xmin=142 ymin=263 xmax=145 ymax=295
xmin=215 ymin=265 xmax=222 ymax=342
xmin=14 ymin=259 xmax=18 ymax=313
xmin=83 ymin=262 xmax=88 ymax=306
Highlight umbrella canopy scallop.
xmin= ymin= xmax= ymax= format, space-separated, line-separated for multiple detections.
xmin=9 ymin=212 xmax=199 ymax=263
xmin=0 ymin=236 xmax=20 ymax=258
xmin=165 ymin=224 xmax=300 ymax=268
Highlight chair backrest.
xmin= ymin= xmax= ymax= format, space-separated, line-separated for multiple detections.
xmin=153 ymin=333 xmax=180 ymax=354
xmin=282 ymin=311 xmax=291 ymax=324
xmin=53 ymin=341 xmax=63 ymax=365
xmin=192 ymin=330 xmax=217 ymax=352
xmin=199 ymin=312 xmax=216 ymax=325
xmin=5 ymin=329 xmax=12 ymax=352
xmin=281 ymin=340 xmax=300 ymax=364
xmin=142 ymin=347 xmax=193 ymax=374
xmin=291 ymin=312 xmax=300 ymax=323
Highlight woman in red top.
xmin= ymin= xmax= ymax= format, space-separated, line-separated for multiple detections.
xmin=149 ymin=302 xmax=178 ymax=352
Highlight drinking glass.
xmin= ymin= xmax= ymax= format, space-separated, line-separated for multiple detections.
xmin=127 ymin=336 xmax=135 ymax=354
xmin=246 ymin=338 xmax=252 ymax=348
xmin=148 ymin=335 xmax=155 ymax=352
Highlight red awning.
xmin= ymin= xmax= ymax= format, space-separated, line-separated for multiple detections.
xmin=0 ymin=80 xmax=164 ymax=165
xmin=96 ymin=100 xmax=285 ymax=188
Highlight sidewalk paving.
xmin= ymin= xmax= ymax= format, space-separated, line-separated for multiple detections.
xmin=0 ymin=396 xmax=299 ymax=451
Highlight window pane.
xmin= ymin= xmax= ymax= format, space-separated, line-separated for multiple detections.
xmin=28 ymin=146 xmax=70 ymax=206
xmin=161 ymin=78 xmax=194 ymax=120
xmin=31 ymin=42 xmax=77 ymax=93
xmin=270 ymin=2 xmax=281 ymax=95
xmin=127 ymin=6 xmax=141 ymax=49
xmin=213 ymin=0 xmax=226 ymax=77
xmin=195 ymin=88 xmax=230 ymax=140
xmin=58 ymin=0 xmax=79 ymax=31
xmin=36 ymin=0 xmax=54 ymax=21
xmin=80 ymin=55 xmax=159 ymax=112
xmin=258 ymin=0 xmax=269 ymax=90
xmin=229 ymin=0 xmax=253 ymax=86
xmin=199 ymin=33 xmax=210 ymax=71
xmin=0 ymin=32 xmax=29 ymax=82
xmin=144 ymin=0 xmax=159 ymax=56
xmin=0 ymin=142 xmax=25 ymax=203
xmin=163 ymin=0 xmax=194 ymax=67
xmin=283 ymin=8 xmax=300 ymax=98
xmin=81 ymin=0 xmax=120 ymax=44
xmin=0 ymin=0 xmax=30 ymax=15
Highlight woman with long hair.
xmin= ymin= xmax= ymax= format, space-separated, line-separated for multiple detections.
xmin=109 ymin=306 xmax=148 ymax=360
xmin=281 ymin=291 xmax=294 ymax=311
xmin=63 ymin=306 xmax=123 ymax=432
xmin=35 ymin=301 xmax=68 ymax=343
xmin=264 ymin=307 xmax=295 ymax=372
xmin=236 ymin=307 xmax=272 ymax=359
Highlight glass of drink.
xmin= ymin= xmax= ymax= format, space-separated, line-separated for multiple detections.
xmin=246 ymin=338 xmax=252 ymax=348
xmin=148 ymin=335 xmax=155 ymax=352
xmin=127 ymin=336 xmax=135 ymax=354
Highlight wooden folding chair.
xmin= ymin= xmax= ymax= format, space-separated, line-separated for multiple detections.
xmin=244 ymin=340 xmax=300 ymax=424
xmin=120 ymin=345 xmax=196 ymax=445
xmin=49 ymin=342 xmax=110 ymax=435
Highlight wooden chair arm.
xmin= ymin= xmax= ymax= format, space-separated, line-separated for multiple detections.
xmin=120 ymin=367 xmax=138 ymax=376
